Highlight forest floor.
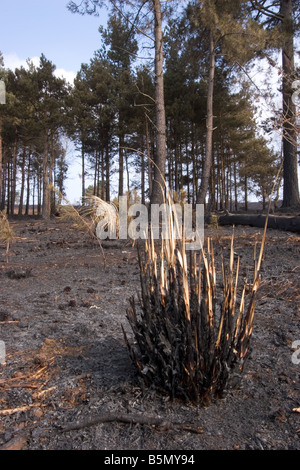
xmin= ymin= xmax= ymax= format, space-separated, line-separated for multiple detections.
xmin=0 ymin=216 xmax=299 ymax=451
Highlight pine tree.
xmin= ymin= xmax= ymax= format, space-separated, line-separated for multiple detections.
xmin=99 ymin=12 xmax=138 ymax=197
xmin=164 ymin=15 xmax=207 ymax=202
xmin=1 ymin=56 xmax=69 ymax=216
xmin=67 ymin=0 xmax=168 ymax=204
xmin=67 ymin=63 xmax=98 ymax=203
xmin=0 ymin=63 xmax=39 ymax=213
xmin=249 ymin=0 xmax=300 ymax=208
xmin=133 ymin=66 xmax=155 ymax=203
xmin=0 ymin=54 xmax=5 ymax=209
xmin=69 ymin=54 xmax=117 ymax=202
xmin=178 ymin=1 xmax=268 ymax=207
xmin=35 ymin=55 xmax=69 ymax=219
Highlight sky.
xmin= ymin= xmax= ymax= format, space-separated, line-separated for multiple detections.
xmin=1 ymin=0 xmax=108 ymax=79
xmin=0 ymin=0 xmax=109 ymax=204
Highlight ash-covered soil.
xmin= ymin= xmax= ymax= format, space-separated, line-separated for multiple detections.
xmin=0 ymin=217 xmax=299 ymax=450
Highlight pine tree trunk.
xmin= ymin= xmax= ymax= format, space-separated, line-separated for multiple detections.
xmin=191 ymin=123 xmax=197 ymax=207
xmin=50 ymin=141 xmax=56 ymax=216
xmin=234 ymin=160 xmax=238 ymax=211
xmin=151 ymin=0 xmax=167 ymax=205
xmin=18 ymin=150 xmax=26 ymax=216
xmin=1 ymin=160 xmax=7 ymax=211
xmin=105 ymin=144 xmax=110 ymax=202
xmin=97 ymin=151 xmax=101 ymax=196
xmin=32 ymin=176 xmax=36 ymax=215
xmin=0 ymin=116 xmax=3 ymax=210
xmin=125 ymin=153 xmax=130 ymax=193
xmin=6 ymin=160 xmax=10 ymax=215
xmin=101 ymin=148 xmax=105 ymax=200
xmin=42 ymin=128 xmax=51 ymax=220
xmin=81 ymin=144 xmax=85 ymax=204
xmin=280 ymin=0 xmax=300 ymax=208
xmin=244 ymin=175 xmax=248 ymax=212
xmin=118 ymin=143 xmax=124 ymax=197
xmin=37 ymin=169 xmax=42 ymax=216
xmin=93 ymin=154 xmax=97 ymax=196
xmin=141 ymin=137 xmax=145 ymax=205
xmin=145 ymin=113 xmax=152 ymax=200
xmin=10 ymin=143 xmax=17 ymax=215
xmin=197 ymin=29 xmax=215 ymax=206
xmin=25 ymin=155 xmax=31 ymax=216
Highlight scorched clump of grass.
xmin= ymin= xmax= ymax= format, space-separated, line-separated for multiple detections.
xmin=123 ymin=210 xmax=265 ymax=405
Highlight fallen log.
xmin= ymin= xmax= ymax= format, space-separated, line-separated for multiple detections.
xmin=218 ymin=212 xmax=300 ymax=233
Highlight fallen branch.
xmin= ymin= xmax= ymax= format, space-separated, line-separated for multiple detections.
xmin=60 ymin=412 xmax=203 ymax=435
xmin=0 ymin=383 xmax=39 ymax=390
xmin=0 ymin=404 xmax=39 ymax=416
xmin=0 ymin=320 xmax=19 ymax=324
xmin=0 ymin=435 xmax=27 ymax=451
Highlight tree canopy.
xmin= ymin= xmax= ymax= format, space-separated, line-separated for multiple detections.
xmin=0 ymin=0 xmax=298 ymax=217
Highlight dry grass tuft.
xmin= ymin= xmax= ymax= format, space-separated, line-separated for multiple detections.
xmin=54 ymin=189 xmax=114 ymax=267
xmin=0 ymin=211 xmax=15 ymax=263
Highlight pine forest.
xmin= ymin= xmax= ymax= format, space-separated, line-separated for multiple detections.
xmin=1 ymin=0 xmax=299 ymax=218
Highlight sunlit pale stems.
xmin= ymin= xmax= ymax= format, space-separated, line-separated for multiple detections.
xmin=124 ymin=205 xmax=266 ymax=404
xmin=0 ymin=210 xmax=15 ymax=263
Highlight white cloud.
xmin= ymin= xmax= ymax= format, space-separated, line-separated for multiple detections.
xmin=3 ymin=53 xmax=40 ymax=71
xmin=3 ymin=53 xmax=76 ymax=84
xmin=54 ymin=68 xmax=76 ymax=85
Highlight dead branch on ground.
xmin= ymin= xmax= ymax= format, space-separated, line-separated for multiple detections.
xmin=60 ymin=412 xmax=204 ymax=435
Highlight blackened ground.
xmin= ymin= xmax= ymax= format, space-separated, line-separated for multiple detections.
xmin=0 ymin=217 xmax=299 ymax=450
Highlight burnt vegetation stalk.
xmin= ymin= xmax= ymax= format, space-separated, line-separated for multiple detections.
xmin=123 ymin=214 xmax=264 ymax=404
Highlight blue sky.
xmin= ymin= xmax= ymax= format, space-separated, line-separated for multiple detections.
xmin=0 ymin=0 xmax=109 ymax=203
xmin=1 ymin=0 xmax=108 ymax=80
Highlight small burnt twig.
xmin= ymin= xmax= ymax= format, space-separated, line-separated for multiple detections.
xmin=60 ymin=412 xmax=204 ymax=435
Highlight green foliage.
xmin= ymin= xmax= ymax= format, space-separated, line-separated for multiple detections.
xmin=0 ymin=55 xmax=70 ymax=215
